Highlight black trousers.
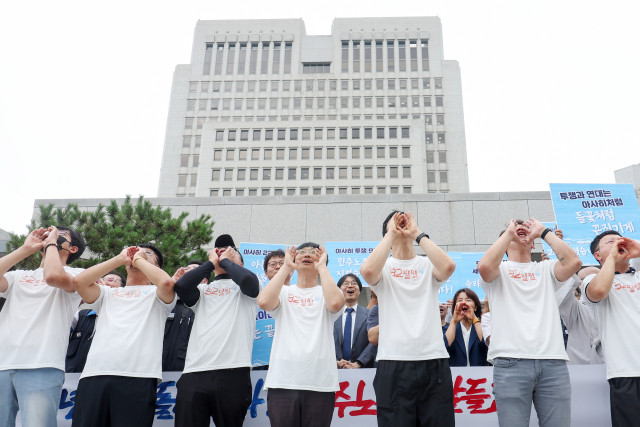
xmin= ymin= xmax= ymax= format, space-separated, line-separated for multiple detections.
xmin=72 ymin=375 xmax=157 ymax=427
xmin=374 ymin=359 xmax=456 ymax=427
xmin=609 ymin=377 xmax=640 ymax=427
xmin=175 ymin=368 xmax=252 ymax=427
xmin=266 ymin=388 xmax=335 ymax=427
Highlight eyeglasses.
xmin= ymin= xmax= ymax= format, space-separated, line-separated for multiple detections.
xmin=268 ymin=261 xmax=285 ymax=268
xmin=104 ymin=277 xmax=120 ymax=283
xmin=58 ymin=230 xmax=70 ymax=236
xmin=298 ymin=249 xmax=317 ymax=256
xmin=341 ymin=282 xmax=358 ymax=288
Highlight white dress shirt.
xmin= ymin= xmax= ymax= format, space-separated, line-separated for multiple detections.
xmin=460 ymin=322 xmax=472 ymax=367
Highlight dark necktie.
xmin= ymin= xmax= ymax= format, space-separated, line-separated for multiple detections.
xmin=343 ymin=308 xmax=354 ymax=361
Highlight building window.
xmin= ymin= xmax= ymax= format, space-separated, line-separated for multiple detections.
xmin=300 ymin=188 xmax=309 ymax=195
xmin=302 ymin=129 xmax=311 ymax=140
xmin=412 ymin=97 xmax=420 ymax=107
xmin=301 ymin=168 xmax=309 ymax=180
xmin=178 ymin=174 xmax=187 ymax=187
xmin=421 ymin=40 xmax=429 ymax=71
xmin=237 ymin=169 xmax=246 ymax=180
xmin=226 ymin=149 xmax=235 ymax=161
xmin=261 ymin=42 xmax=270 ymax=74
xmin=403 ymin=166 xmax=411 ymax=178
xmin=301 ymin=148 xmax=310 ymax=159
xmin=214 ymin=150 xmax=222 ymax=161
xmin=303 ymin=63 xmax=331 ymax=73
xmin=278 ymin=129 xmax=286 ymax=140
xmin=203 ymin=43 xmax=213 ymax=75
xmin=388 ymin=128 xmax=397 ymax=139
xmin=390 ymin=166 xmax=398 ymax=178
xmin=263 ymin=168 xmax=272 ymax=180
xmin=364 ymin=128 xmax=372 ymax=139
xmin=352 ymin=147 xmax=360 ymax=159
xmin=403 ymin=186 xmax=412 ymax=194
xmin=352 ymin=167 xmax=360 ymax=179
xmin=185 ymin=118 xmax=193 ymax=129
xmin=389 ymin=147 xmax=398 ymax=158
xmin=314 ymin=168 xmax=322 ymax=179
xmin=339 ymin=128 xmax=348 ymax=139
xmin=183 ymin=136 xmax=191 ymax=147
xmin=327 ymin=147 xmax=335 ymax=159
xmin=364 ymin=147 xmax=372 ymax=159
xmin=437 ymin=115 xmax=445 ymax=125
xmin=439 ymin=152 xmax=447 ymax=163
xmin=353 ymin=41 xmax=360 ymax=72
xmin=315 ymin=128 xmax=323 ymax=140
xmin=284 ymin=43 xmax=292 ymax=73
xmin=376 ymin=146 xmax=385 ymax=158
xmin=364 ymin=187 xmax=373 ymax=194
xmin=364 ymin=167 xmax=373 ymax=179
xmin=401 ymin=128 xmax=410 ymax=138
xmin=180 ymin=155 xmax=189 ymax=167
xmin=275 ymin=168 xmax=284 ymax=180
xmin=427 ymin=152 xmax=435 ymax=163
xmin=272 ymin=42 xmax=281 ymax=74
xmin=326 ymin=168 xmax=335 ymax=179
xmin=197 ymin=118 xmax=205 ymax=129
xmin=402 ymin=146 xmax=410 ymax=158
xmin=352 ymin=128 xmax=360 ymax=139
xmin=326 ymin=187 xmax=335 ymax=195
xmin=387 ymin=40 xmax=395 ymax=72
xmin=290 ymin=129 xmax=299 ymax=140
xmin=438 ymin=133 xmax=446 ymax=144
xmin=289 ymin=148 xmax=297 ymax=160
xmin=339 ymin=167 xmax=348 ymax=179
xmin=342 ymin=42 xmax=349 ymax=73
xmin=265 ymin=129 xmax=273 ymax=140
xmin=427 ymin=171 xmax=435 ymax=183
xmin=377 ymin=167 xmax=386 ymax=179
xmin=436 ymin=96 xmax=444 ymax=107
xmin=262 ymin=188 xmax=270 ymax=196
xmin=226 ymin=44 xmax=236 ymax=74
xmin=275 ymin=148 xmax=283 ymax=160
xmin=288 ymin=168 xmax=297 ymax=179
xmin=287 ymin=188 xmax=296 ymax=195
xmin=224 ymin=169 xmax=233 ymax=181
xmin=250 ymin=169 xmax=258 ymax=180
xmin=187 ymin=99 xmax=195 ymax=111
xmin=398 ymin=41 xmax=406 ymax=71
xmin=237 ymin=43 xmax=247 ymax=74
xmin=236 ymin=189 xmax=244 ymax=196
xmin=388 ymin=97 xmax=396 ymax=108
xmin=338 ymin=147 xmax=347 ymax=159
xmin=210 ymin=189 xmax=218 ymax=197
xmin=440 ymin=171 xmax=448 ymax=183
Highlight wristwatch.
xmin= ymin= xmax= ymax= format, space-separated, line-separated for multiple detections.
xmin=473 ymin=317 xmax=480 ymax=325
xmin=415 ymin=232 xmax=429 ymax=244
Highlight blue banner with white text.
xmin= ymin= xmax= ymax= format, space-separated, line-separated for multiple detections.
xmin=549 ymin=183 xmax=640 ymax=265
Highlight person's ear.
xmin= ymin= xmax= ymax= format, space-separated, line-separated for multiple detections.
xmin=69 ymin=246 xmax=78 ymax=254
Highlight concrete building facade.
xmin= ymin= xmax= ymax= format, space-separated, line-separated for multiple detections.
xmin=615 ymin=164 xmax=640 ymax=197
xmin=158 ymin=17 xmax=469 ymax=199
xmin=33 ymin=192 xmax=556 ymax=255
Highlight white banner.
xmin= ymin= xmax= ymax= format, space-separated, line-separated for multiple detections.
xmin=21 ymin=365 xmax=610 ymax=427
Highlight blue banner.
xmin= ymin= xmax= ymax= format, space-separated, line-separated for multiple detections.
xmin=549 ymin=183 xmax=640 ymax=265
xmin=440 ymin=253 xmax=505 ymax=303
xmin=239 ymin=242 xmax=297 ymax=367
xmin=541 ymin=222 xmax=557 ymax=258
xmin=325 ymin=241 xmax=384 ymax=286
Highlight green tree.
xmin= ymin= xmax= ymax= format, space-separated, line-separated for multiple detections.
xmin=6 ymin=196 xmax=215 ymax=275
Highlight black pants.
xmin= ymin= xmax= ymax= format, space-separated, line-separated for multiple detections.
xmin=374 ymin=359 xmax=455 ymax=427
xmin=609 ymin=377 xmax=640 ymax=427
xmin=175 ymin=368 xmax=252 ymax=427
xmin=72 ymin=375 xmax=156 ymax=427
xmin=266 ymin=388 xmax=335 ymax=427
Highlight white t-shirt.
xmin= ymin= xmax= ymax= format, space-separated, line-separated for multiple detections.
xmin=0 ymin=267 xmax=83 ymax=371
xmin=183 ymin=278 xmax=259 ymax=373
xmin=80 ymin=285 xmax=176 ymax=380
xmin=582 ymin=270 xmax=640 ymax=379
xmin=461 ymin=323 xmax=472 ymax=367
xmin=480 ymin=260 xmax=569 ymax=363
xmin=264 ymin=285 xmax=344 ymax=392
xmin=370 ymin=256 xmax=449 ymax=361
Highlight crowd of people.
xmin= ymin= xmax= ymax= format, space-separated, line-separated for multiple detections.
xmin=1 ymin=211 xmax=639 ymax=427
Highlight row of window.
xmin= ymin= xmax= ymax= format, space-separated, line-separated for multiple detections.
xmin=208 ymin=145 xmax=414 ymax=162
xmin=202 ymin=39 xmax=429 ymax=77
xmin=189 ymin=78 xmax=442 ymax=94
xmin=207 ymin=113 xmax=425 ymax=122
xmin=213 ymin=127 xmax=411 ymax=141
xmin=205 ymin=186 xmax=416 ymax=197
xmin=209 ymin=165 xmax=414 ymax=182
xmin=341 ymin=40 xmax=429 ymax=73
xmin=188 ymin=96 xmax=444 ymax=112
xmin=206 ymin=186 xmax=415 ymax=197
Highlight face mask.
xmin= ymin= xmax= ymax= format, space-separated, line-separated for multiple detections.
xmin=56 ymin=236 xmax=70 ymax=251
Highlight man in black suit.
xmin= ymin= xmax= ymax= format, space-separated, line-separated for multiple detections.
xmin=334 ymin=274 xmax=377 ymax=369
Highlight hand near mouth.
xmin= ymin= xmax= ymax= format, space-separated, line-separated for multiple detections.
xmin=284 ymin=245 xmax=298 ymax=269
xmin=313 ymin=247 xmax=328 ymax=271
xmin=522 ymin=218 xmax=546 ymax=244
xmin=609 ymin=238 xmax=630 ymax=263
xmin=452 ymin=303 xmax=467 ymax=324
xmin=621 ymin=238 xmax=640 ymax=259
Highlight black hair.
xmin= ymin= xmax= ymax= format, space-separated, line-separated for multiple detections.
xmin=103 ymin=270 xmax=126 ymax=287
xmin=382 ymin=210 xmax=403 ymax=238
xmin=57 ymin=226 xmax=85 ymax=264
xmin=187 ymin=260 xmax=204 ymax=267
xmin=452 ymin=288 xmax=483 ymax=320
xmin=298 ymin=242 xmax=328 ymax=265
xmin=264 ymin=249 xmax=286 ymax=271
xmin=337 ymin=273 xmax=363 ymax=292
xmin=590 ymin=230 xmax=622 ymax=258
xmin=138 ymin=244 xmax=164 ymax=268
